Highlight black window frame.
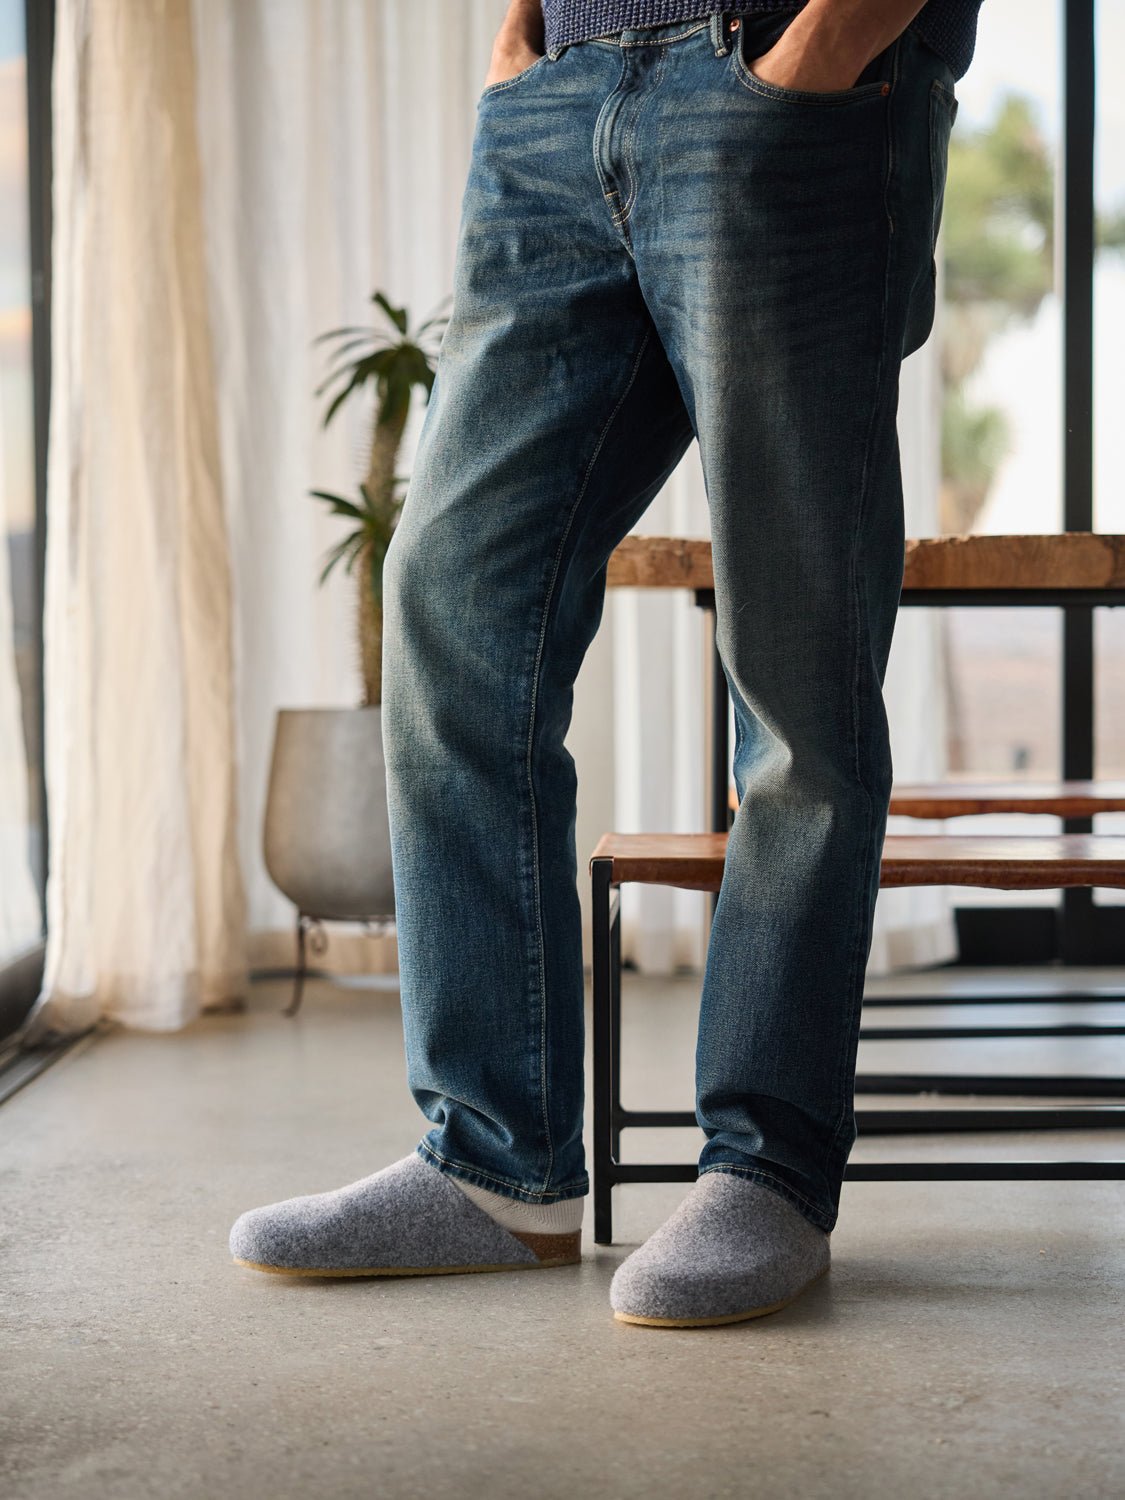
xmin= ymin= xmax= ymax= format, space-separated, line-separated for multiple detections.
xmin=0 ymin=0 xmax=53 ymax=1043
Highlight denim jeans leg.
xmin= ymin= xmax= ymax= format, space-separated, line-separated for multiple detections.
xmin=624 ymin=16 xmax=954 ymax=1231
xmin=380 ymin=49 xmax=695 ymax=1206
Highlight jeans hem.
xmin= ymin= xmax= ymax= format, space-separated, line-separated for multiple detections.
xmin=416 ymin=1142 xmax=589 ymax=1205
xmin=697 ymin=1163 xmax=836 ymax=1233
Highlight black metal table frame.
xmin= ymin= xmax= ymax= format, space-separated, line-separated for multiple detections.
xmin=591 ymin=860 xmax=1125 ymax=1247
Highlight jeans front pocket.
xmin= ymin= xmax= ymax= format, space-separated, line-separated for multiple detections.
xmin=478 ymin=51 xmax=551 ymax=104
xmin=730 ymin=13 xmax=897 ymax=106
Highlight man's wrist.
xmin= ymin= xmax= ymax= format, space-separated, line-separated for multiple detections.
xmin=782 ymin=0 xmax=885 ymax=78
xmin=496 ymin=0 xmax=545 ymax=52
xmin=793 ymin=0 xmax=929 ymax=72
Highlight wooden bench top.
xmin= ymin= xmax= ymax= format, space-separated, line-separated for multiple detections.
xmin=589 ymin=831 xmax=1125 ymax=891
xmin=606 ymin=533 xmax=1125 ymax=593
xmin=727 ymin=780 xmax=1125 ymax=817
xmin=889 ymin=781 xmax=1125 ymax=817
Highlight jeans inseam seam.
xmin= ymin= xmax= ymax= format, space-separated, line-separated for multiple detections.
xmin=524 ymin=325 xmax=656 ymax=1197
xmin=417 ymin=1141 xmax=589 ymax=1203
xmin=698 ymin=1164 xmax=834 ymax=1231
xmin=821 ymin=34 xmax=901 ymax=1186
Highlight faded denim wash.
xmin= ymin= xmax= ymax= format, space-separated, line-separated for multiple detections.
xmin=381 ymin=8 xmax=959 ymax=1233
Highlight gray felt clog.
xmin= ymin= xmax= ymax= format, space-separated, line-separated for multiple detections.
xmin=229 ymin=1151 xmax=581 ymax=1277
xmin=610 ymin=1171 xmax=830 ymax=1327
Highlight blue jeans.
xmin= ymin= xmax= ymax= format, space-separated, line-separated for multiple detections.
xmin=381 ymin=8 xmax=958 ymax=1233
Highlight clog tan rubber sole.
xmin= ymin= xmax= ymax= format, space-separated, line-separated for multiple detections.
xmin=232 ymin=1252 xmax=580 ymax=1277
xmin=231 ymin=1227 xmax=582 ymax=1278
xmin=613 ymin=1263 xmax=830 ymax=1327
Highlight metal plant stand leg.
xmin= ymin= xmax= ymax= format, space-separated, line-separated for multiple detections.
xmin=283 ymin=912 xmax=328 ymax=1018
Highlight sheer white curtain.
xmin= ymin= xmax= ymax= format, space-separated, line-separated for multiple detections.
xmin=26 ymin=0 xmax=512 ymax=1036
xmin=192 ymin=0 xmax=510 ymax=976
xmin=24 ymin=0 xmax=248 ymax=1037
xmin=27 ymin=0 xmax=953 ymax=1037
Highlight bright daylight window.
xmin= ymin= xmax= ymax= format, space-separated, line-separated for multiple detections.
xmin=934 ymin=0 xmax=1124 ymax=923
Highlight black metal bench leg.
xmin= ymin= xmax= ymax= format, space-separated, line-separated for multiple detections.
xmin=592 ymin=858 xmax=616 ymax=1245
xmin=610 ymin=890 xmax=623 ymax=1164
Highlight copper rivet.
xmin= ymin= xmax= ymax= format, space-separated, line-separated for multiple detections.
xmin=881 ymin=83 xmax=890 ymax=95
xmin=730 ymin=17 xmax=740 ymax=27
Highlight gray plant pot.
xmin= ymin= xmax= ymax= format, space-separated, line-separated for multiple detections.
xmin=263 ymin=706 xmax=396 ymax=921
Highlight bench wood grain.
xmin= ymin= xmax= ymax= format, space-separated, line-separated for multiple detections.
xmin=589 ymin=831 xmax=1125 ymax=891
xmin=605 ymin=532 xmax=1125 ymax=592
xmin=726 ymin=780 xmax=1125 ymax=818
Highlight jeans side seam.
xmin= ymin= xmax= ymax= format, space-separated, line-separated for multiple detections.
xmin=417 ymin=1140 xmax=589 ymax=1204
xmin=524 ymin=326 xmax=655 ymax=1196
xmin=822 ymin=30 xmax=902 ymax=1185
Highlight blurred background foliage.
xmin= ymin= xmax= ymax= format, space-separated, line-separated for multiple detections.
xmin=940 ymin=92 xmax=1125 ymax=534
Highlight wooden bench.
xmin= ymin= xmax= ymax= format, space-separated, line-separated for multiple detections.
xmin=606 ymin=530 xmax=1125 ymax=594
xmin=593 ymin=532 xmax=1125 ymax=1244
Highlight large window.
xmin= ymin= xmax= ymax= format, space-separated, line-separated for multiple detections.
xmin=938 ymin=0 xmax=1062 ymax=789
xmin=934 ymin=1 xmax=1121 ymax=954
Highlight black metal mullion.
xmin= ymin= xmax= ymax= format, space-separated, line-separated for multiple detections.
xmin=23 ymin=0 xmax=54 ymax=934
xmin=0 ymin=0 xmax=55 ymax=1050
xmin=1059 ymin=0 xmax=1097 ymax=962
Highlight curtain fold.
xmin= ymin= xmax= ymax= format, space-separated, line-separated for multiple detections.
xmin=23 ymin=0 xmax=247 ymax=1038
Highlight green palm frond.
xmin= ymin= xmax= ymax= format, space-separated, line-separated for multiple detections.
xmin=309 ymin=288 xmax=448 ymax=702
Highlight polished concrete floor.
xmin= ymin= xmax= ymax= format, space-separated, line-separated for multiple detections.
xmin=3 ymin=968 xmax=1124 ymax=1499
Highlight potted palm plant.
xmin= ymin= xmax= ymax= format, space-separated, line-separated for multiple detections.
xmin=263 ymin=291 xmax=449 ymax=1013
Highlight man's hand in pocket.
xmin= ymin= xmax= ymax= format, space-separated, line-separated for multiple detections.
xmin=484 ymin=0 xmax=546 ymax=90
xmin=749 ymin=0 xmax=925 ymax=93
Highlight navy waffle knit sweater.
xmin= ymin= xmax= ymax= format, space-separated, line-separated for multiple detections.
xmin=541 ymin=1 xmax=983 ymax=81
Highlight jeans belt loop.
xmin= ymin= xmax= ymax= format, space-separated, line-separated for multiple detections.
xmin=711 ymin=10 xmax=737 ymax=58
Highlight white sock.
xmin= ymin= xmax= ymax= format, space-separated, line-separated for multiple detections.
xmin=447 ymin=1174 xmax=585 ymax=1235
